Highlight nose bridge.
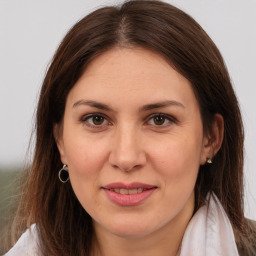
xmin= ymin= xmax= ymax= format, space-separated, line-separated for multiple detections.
xmin=109 ymin=122 xmax=146 ymax=171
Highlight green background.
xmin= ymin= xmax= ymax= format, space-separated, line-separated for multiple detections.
xmin=0 ymin=169 xmax=21 ymax=254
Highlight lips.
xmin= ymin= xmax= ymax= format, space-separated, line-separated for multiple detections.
xmin=102 ymin=182 xmax=157 ymax=206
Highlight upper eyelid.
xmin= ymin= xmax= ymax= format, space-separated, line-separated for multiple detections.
xmin=146 ymin=113 xmax=177 ymax=122
xmin=81 ymin=112 xmax=109 ymax=121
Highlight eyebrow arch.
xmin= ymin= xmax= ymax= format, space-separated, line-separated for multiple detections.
xmin=140 ymin=100 xmax=185 ymax=112
xmin=72 ymin=100 xmax=114 ymax=112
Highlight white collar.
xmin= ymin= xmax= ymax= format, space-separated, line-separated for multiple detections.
xmin=180 ymin=193 xmax=239 ymax=256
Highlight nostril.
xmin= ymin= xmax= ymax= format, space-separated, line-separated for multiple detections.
xmin=112 ymin=164 xmax=120 ymax=170
xmin=111 ymin=163 xmax=142 ymax=172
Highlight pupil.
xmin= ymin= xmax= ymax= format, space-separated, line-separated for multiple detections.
xmin=93 ymin=116 xmax=104 ymax=125
xmin=154 ymin=116 xmax=165 ymax=125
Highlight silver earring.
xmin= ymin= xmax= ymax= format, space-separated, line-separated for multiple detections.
xmin=206 ymin=158 xmax=212 ymax=164
xmin=58 ymin=164 xmax=69 ymax=183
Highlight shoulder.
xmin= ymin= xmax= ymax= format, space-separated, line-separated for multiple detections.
xmin=3 ymin=224 xmax=42 ymax=256
xmin=235 ymin=219 xmax=256 ymax=256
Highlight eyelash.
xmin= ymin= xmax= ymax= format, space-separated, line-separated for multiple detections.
xmin=80 ymin=113 xmax=111 ymax=129
xmin=80 ymin=113 xmax=177 ymax=129
xmin=146 ymin=113 xmax=177 ymax=127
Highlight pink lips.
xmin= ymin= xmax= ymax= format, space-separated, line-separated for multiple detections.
xmin=102 ymin=182 xmax=157 ymax=206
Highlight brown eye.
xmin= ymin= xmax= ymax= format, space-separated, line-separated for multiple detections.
xmin=147 ymin=114 xmax=175 ymax=126
xmin=153 ymin=115 xmax=166 ymax=125
xmin=92 ymin=115 xmax=105 ymax=125
xmin=82 ymin=114 xmax=108 ymax=127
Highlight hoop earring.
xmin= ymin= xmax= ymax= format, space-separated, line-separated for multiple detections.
xmin=58 ymin=164 xmax=69 ymax=183
xmin=206 ymin=158 xmax=212 ymax=164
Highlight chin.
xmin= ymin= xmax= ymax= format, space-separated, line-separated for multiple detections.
xmin=111 ymin=227 xmax=153 ymax=239
xmin=104 ymin=218 xmax=159 ymax=239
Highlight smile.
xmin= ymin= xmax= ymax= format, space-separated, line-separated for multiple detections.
xmin=102 ymin=182 xmax=157 ymax=206
xmin=107 ymin=188 xmax=148 ymax=195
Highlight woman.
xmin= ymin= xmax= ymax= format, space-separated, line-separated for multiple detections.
xmin=3 ymin=0 xmax=256 ymax=255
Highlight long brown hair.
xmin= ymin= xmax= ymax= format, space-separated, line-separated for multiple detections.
xmin=6 ymin=0 xmax=253 ymax=255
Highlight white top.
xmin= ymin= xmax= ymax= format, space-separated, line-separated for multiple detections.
xmin=4 ymin=194 xmax=239 ymax=256
xmin=4 ymin=224 xmax=41 ymax=256
xmin=180 ymin=194 xmax=239 ymax=255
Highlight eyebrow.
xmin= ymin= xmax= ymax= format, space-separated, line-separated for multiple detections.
xmin=73 ymin=100 xmax=113 ymax=111
xmin=72 ymin=99 xmax=185 ymax=112
xmin=139 ymin=100 xmax=185 ymax=112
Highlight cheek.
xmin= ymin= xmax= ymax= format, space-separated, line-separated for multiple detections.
xmin=64 ymin=135 xmax=107 ymax=177
xmin=150 ymin=133 xmax=203 ymax=193
xmin=150 ymin=139 xmax=201 ymax=213
xmin=64 ymin=138 xmax=107 ymax=213
xmin=152 ymin=138 xmax=202 ymax=173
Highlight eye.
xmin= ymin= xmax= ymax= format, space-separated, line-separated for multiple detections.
xmin=147 ymin=114 xmax=175 ymax=126
xmin=81 ymin=113 xmax=109 ymax=128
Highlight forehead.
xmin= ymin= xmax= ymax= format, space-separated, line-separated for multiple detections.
xmin=66 ymin=47 xmax=199 ymax=110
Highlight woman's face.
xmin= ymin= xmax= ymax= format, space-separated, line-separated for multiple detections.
xmin=56 ymin=47 xmax=211 ymax=239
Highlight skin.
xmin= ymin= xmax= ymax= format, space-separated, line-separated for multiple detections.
xmin=56 ymin=47 xmax=223 ymax=256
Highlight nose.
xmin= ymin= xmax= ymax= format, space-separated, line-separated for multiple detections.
xmin=108 ymin=125 xmax=147 ymax=172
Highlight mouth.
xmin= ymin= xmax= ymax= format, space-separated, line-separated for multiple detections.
xmin=104 ymin=187 xmax=153 ymax=195
xmin=102 ymin=182 xmax=157 ymax=206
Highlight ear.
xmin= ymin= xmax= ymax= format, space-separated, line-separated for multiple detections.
xmin=54 ymin=123 xmax=68 ymax=165
xmin=200 ymin=114 xmax=224 ymax=165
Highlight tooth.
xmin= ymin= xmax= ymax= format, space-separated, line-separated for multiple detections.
xmin=137 ymin=188 xmax=143 ymax=193
xmin=120 ymin=188 xmax=129 ymax=195
xmin=129 ymin=189 xmax=138 ymax=195
xmin=114 ymin=188 xmax=120 ymax=193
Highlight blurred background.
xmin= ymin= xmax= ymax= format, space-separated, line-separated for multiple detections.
xmin=1 ymin=0 xmax=256 ymax=250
